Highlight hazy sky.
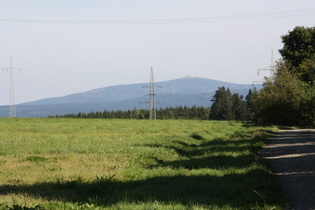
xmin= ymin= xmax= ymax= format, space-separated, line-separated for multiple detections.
xmin=0 ymin=0 xmax=314 ymax=105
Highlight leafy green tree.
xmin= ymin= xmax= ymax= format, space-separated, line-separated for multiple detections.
xmin=279 ymin=26 xmax=315 ymax=84
xmin=130 ymin=108 xmax=140 ymax=119
xmin=251 ymin=26 xmax=315 ymax=126
xmin=298 ymin=55 xmax=315 ymax=84
xmin=300 ymin=83 xmax=315 ymax=124
xmin=252 ymin=65 xmax=306 ymax=125
xmin=279 ymin=26 xmax=315 ymax=69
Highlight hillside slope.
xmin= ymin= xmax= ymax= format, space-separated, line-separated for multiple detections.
xmin=22 ymin=77 xmax=251 ymax=105
xmin=0 ymin=78 xmax=260 ymax=117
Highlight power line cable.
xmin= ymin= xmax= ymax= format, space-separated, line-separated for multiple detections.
xmin=0 ymin=8 xmax=314 ymax=25
xmin=206 ymin=49 xmax=273 ymax=75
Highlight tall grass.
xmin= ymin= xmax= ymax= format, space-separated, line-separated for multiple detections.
xmin=0 ymin=118 xmax=287 ymax=209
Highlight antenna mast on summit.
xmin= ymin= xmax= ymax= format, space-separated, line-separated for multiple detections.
xmin=2 ymin=57 xmax=21 ymax=117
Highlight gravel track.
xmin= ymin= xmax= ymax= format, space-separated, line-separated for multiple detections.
xmin=260 ymin=129 xmax=315 ymax=210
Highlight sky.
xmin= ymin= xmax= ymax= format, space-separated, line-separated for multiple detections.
xmin=0 ymin=0 xmax=315 ymax=105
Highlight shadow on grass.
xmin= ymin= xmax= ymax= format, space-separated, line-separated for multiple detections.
xmin=0 ymin=169 xmax=283 ymax=208
xmin=152 ymin=154 xmax=257 ymax=170
xmin=156 ymin=138 xmax=257 ymax=157
xmin=146 ymin=129 xmax=275 ymax=170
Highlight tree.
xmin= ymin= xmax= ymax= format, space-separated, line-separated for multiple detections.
xmin=251 ymin=26 xmax=315 ymax=126
xmin=298 ymin=55 xmax=315 ymax=84
xmin=252 ymin=65 xmax=306 ymax=125
xmin=245 ymin=88 xmax=257 ymax=120
xmin=279 ymin=26 xmax=315 ymax=84
xmin=210 ymin=87 xmax=234 ymax=120
xmin=210 ymin=87 xmax=251 ymax=121
xmin=232 ymin=93 xmax=248 ymax=121
xmin=300 ymin=83 xmax=315 ymax=124
xmin=131 ymin=108 xmax=141 ymax=119
xmin=279 ymin=26 xmax=315 ymax=69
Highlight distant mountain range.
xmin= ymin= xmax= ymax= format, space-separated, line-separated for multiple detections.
xmin=0 ymin=77 xmax=262 ymax=117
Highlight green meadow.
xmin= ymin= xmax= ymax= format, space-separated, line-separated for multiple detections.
xmin=0 ymin=118 xmax=287 ymax=209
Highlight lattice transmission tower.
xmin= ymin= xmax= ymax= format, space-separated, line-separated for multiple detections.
xmin=2 ymin=57 xmax=21 ymax=117
xmin=141 ymin=67 xmax=163 ymax=119
xmin=252 ymin=49 xmax=275 ymax=88
xmin=257 ymin=49 xmax=275 ymax=78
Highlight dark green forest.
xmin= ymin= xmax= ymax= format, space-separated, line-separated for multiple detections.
xmin=50 ymin=90 xmax=252 ymax=121
xmin=50 ymin=106 xmax=211 ymax=120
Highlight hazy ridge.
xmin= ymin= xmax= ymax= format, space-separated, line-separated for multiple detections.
xmin=0 ymin=78 xmax=261 ymax=117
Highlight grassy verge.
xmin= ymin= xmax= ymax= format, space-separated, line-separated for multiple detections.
xmin=0 ymin=118 xmax=287 ymax=209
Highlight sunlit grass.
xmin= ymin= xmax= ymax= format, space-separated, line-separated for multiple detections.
xmin=0 ymin=118 xmax=287 ymax=209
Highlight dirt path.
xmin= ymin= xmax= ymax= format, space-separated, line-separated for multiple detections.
xmin=260 ymin=129 xmax=315 ymax=210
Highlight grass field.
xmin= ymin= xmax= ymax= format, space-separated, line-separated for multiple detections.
xmin=0 ymin=118 xmax=287 ymax=209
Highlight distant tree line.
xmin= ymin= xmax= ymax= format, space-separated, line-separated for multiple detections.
xmin=50 ymin=106 xmax=211 ymax=120
xmin=50 ymin=90 xmax=254 ymax=121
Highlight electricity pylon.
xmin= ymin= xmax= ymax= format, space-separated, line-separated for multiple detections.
xmin=257 ymin=49 xmax=275 ymax=78
xmin=253 ymin=49 xmax=276 ymax=89
xmin=2 ymin=57 xmax=21 ymax=117
xmin=141 ymin=67 xmax=163 ymax=120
